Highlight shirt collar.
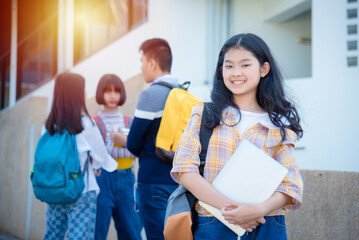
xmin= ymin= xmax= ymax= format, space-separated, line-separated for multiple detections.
xmin=221 ymin=106 xmax=297 ymax=147
xmin=151 ymin=75 xmax=179 ymax=86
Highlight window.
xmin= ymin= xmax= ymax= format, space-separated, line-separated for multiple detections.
xmin=347 ymin=8 xmax=358 ymax=19
xmin=17 ymin=0 xmax=58 ymax=100
xmin=0 ymin=0 xmax=11 ymax=110
xmin=347 ymin=56 xmax=358 ymax=66
xmin=347 ymin=24 xmax=358 ymax=35
xmin=74 ymin=0 xmax=148 ymax=64
xmin=347 ymin=40 xmax=358 ymax=50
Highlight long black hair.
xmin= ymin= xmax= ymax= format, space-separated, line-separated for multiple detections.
xmin=45 ymin=72 xmax=91 ymax=135
xmin=206 ymin=33 xmax=303 ymax=141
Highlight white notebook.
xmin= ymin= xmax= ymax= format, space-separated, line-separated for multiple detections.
xmin=199 ymin=139 xmax=288 ymax=236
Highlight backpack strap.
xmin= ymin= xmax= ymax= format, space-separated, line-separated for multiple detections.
xmin=198 ymin=102 xmax=213 ymax=176
xmin=123 ymin=115 xmax=133 ymax=129
xmin=153 ymin=81 xmax=176 ymax=89
xmin=93 ymin=116 xmax=106 ymax=141
xmin=187 ymin=102 xmax=213 ymax=233
xmin=153 ymin=81 xmax=191 ymax=90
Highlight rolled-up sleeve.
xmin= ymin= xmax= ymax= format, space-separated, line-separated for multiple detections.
xmin=274 ymin=143 xmax=303 ymax=211
xmin=171 ymin=104 xmax=204 ymax=182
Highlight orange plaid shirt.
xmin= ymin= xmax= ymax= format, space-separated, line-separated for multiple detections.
xmin=171 ymin=103 xmax=303 ymax=216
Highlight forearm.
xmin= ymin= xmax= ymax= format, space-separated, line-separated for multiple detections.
xmin=221 ymin=192 xmax=290 ymax=228
xmin=179 ymin=172 xmax=234 ymax=209
xmin=108 ymin=146 xmax=133 ymax=159
xmin=260 ymin=192 xmax=291 ymax=215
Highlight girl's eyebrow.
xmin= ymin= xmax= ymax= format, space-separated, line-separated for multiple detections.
xmin=224 ymin=58 xmax=253 ymax=63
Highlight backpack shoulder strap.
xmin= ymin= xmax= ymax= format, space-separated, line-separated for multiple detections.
xmin=153 ymin=81 xmax=176 ymax=89
xmin=123 ymin=115 xmax=133 ymax=128
xmin=198 ymin=103 xmax=213 ymax=176
xmin=93 ymin=115 xmax=106 ymax=141
xmin=153 ymin=81 xmax=191 ymax=91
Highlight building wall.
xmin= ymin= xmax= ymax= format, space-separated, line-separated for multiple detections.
xmin=288 ymin=0 xmax=359 ymax=172
xmin=0 ymin=74 xmax=145 ymax=239
xmin=1 ymin=0 xmax=359 ymax=239
xmin=231 ymin=0 xmax=359 ymax=172
xmin=232 ymin=0 xmax=312 ymax=79
xmin=0 ymin=96 xmax=48 ymax=239
xmin=29 ymin=0 xmax=209 ymax=112
xmin=286 ymin=170 xmax=359 ymax=240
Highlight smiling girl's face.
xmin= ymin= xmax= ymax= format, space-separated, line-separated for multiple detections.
xmin=103 ymin=85 xmax=121 ymax=110
xmin=222 ymin=47 xmax=269 ymax=110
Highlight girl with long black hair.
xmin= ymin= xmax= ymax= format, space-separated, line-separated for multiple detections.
xmin=171 ymin=33 xmax=303 ymax=240
xmin=43 ymin=72 xmax=117 ymax=239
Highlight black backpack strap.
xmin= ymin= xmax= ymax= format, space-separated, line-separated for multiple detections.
xmin=152 ymin=81 xmax=176 ymax=89
xmin=187 ymin=102 xmax=213 ymax=233
xmin=154 ymin=81 xmax=191 ymax=91
xmin=198 ymin=102 xmax=213 ymax=176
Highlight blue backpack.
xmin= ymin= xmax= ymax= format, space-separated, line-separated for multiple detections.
xmin=31 ymin=129 xmax=88 ymax=204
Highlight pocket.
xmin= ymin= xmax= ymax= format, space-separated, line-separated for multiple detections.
xmin=270 ymin=215 xmax=286 ymax=229
xmin=197 ymin=216 xmax=218 ymax=228
xmin=150 ymin=185 xmax=170 ymax=210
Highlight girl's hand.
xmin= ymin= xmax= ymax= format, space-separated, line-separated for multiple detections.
xmin=94 ymin=169 xmax=102 ymax=176
xmin=110 ymin=128 xmax=127 ymax=146
xmin=221 ymin=203 xmax=266 ymax=232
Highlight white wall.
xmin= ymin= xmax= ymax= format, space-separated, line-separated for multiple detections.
xmin=231 ymin=0 xmax=359 ymax=172
xmin=289 ymin=0 xmax=359 ymax=172
xmin=232 ymin=0 xmax=311 ymax=79
xmin=29 ymin=0 xmax=209 ymax=104
xmin=16 ymin=0 xmax=359 ymax=172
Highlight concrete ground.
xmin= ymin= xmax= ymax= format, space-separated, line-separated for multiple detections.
xmin=0 ymin=232 xmax=23 ymax=240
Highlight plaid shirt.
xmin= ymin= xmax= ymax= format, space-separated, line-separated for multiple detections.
xmin=171 ymin=103 xmax=303 ymax=216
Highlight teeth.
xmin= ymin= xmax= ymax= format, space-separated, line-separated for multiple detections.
xmin=232 ymin=80 xmax=244 ymax=84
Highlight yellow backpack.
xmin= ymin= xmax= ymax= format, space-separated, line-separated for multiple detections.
xmin=154 ymin=82 xmax=202 ymax=163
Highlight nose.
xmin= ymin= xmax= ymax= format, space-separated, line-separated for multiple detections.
xmin=232 ymin=67 xmax=242 ymax=76
xmin=110 ymin=91 xmax=117 ymax=98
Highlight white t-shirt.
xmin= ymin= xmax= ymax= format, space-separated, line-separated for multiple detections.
xmin=237 ymin=109 xmax=277 ymax=134
xmin=41 ymin=117 xmax=118 ymax=194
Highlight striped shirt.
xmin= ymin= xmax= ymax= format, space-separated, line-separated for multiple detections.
xmin=98 ymin=110 xmax=134 ymax=159
xmin=171 ymin=103 xmax=303 ymax=216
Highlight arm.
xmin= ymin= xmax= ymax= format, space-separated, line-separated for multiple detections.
xmin=180 ymin=172 xmax=235 ymax=210
xmin=107 ymin=129 xmax=134 ymax=158
xmin=221 ymin=192 xmax=290 ymax=228
xmin=81 ymin=117 xmax=117 ymax=172
xmin=126 ymin=90 xmax=158 ymax=156
xmin=126 ymin=117 xmax=151 ymax=156
xmin=172 ymin=104 xmax=265 ymax=231
xmin=222 ymin=141 xmax=303 ymax=229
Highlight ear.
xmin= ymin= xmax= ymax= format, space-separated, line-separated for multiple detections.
xmin=148 ymin=58 xmax=157 ymax=70
xmin=260 ymin=62 xmax=270 ymax=78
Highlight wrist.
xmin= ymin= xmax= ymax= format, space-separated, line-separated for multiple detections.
xmin=257 ymin=202 xmax=269 ymax=217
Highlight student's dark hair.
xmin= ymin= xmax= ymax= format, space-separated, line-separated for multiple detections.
xmin=206 ymin=33 xmax=303 ymax=140
xmin=45 ymin=72 xmax=91 ymax=135
xmin=96 ymin=74 xmax=126 ymax=106
xmin=139 ymin=38 xmax=172 ymax=72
